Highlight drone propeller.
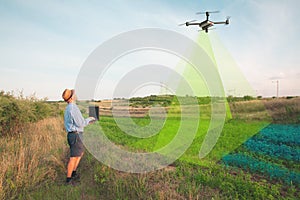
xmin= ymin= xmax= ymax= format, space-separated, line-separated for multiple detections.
xmin=196 ymin=11 xmax=220 ymax=15
xmin=178 ymin=19 xmax=197 ymax=26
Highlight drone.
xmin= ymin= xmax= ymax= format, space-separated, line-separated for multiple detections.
xmin=179 ymin=11 xmax=230 ymax=33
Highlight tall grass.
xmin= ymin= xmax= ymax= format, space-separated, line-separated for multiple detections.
xmin=229 ymin=100 xmax=271 ymax=121
xmin=229 ymin=97 xmax=300 ymax=123
xmin=263 ymin=97 xmax=300 ymax=123
xmin=0 ymin=117 xmax=66 ymax=199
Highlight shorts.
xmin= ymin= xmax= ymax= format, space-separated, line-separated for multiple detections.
xmin=67 ymin=132 xmax=84 ymax=157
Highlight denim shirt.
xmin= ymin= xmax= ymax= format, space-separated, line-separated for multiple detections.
xmin=64 ymin=103 xmax=91 ymax=133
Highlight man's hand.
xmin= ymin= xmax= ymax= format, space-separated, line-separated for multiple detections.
xmin=88 ymin=117 xmax=96 ymax=124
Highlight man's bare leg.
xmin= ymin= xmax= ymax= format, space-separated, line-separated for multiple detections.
xmin=67 ymin=157 xmax=77 ymax=178
xmin=73 ymin=152 xmax=83 ymax=172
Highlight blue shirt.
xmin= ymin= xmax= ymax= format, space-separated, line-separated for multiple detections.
xmin=64 ymin=103 xmax=92 ymax=133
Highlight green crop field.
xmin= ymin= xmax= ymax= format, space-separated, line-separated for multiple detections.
xmin=87 ymin=116 xmax=268 ymax=167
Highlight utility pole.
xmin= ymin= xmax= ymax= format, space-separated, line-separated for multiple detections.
xmin=272 ymin=80 xmax=279 ymax=98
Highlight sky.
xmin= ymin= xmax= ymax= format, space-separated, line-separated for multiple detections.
xmin=0 ymin=0 xmax=299 ymax=100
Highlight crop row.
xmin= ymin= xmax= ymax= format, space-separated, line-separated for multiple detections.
xmin=257 ymin=124 xmax=300 ymax=147
xmin=243 ymin=139 xmax=300 ymax=162
xmin=222 ymin=153 xmax=300 ymax=185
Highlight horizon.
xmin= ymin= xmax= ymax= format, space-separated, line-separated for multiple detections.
xmin=1 ymin=89 xmax=299 ymax=102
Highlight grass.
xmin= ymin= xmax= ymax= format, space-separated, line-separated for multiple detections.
xmin=27 ymin=150 xmax=299 ymax=199
xmin=27 ymin=152 xmax=220 ymax=199
xmin=0 ymin=117 xmax=66 ymax=200
xmin=86 ymin=116 xmax=268 ymax=167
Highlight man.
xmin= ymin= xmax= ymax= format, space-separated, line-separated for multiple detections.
xmin=62 ymin=89 xmax=95 ymax=185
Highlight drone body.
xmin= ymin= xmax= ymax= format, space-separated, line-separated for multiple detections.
xmin=180 ymin=11 xmax=230 ymax=33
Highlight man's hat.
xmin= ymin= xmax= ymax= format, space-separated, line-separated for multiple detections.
xmin=62 ymin=89 xmax=74 ymax=102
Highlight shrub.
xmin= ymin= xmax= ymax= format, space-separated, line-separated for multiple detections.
xmin=0 ymin=91 xmax=59 ymax=136
xmin=243 ymin=95 xmax=255 ymax=101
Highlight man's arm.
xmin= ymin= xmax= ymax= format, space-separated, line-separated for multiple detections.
xmin=71 ymin=105 xmax=95 ymax=129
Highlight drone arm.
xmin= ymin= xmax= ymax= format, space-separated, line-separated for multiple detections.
xmin=213 ymin=21 xmax=226 ymax=24
xmin=186 ymin=22 xmax=201 ymax=26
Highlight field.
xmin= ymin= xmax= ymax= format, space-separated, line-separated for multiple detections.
xmin=0 ymin=93 xmax=300 ymax=199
